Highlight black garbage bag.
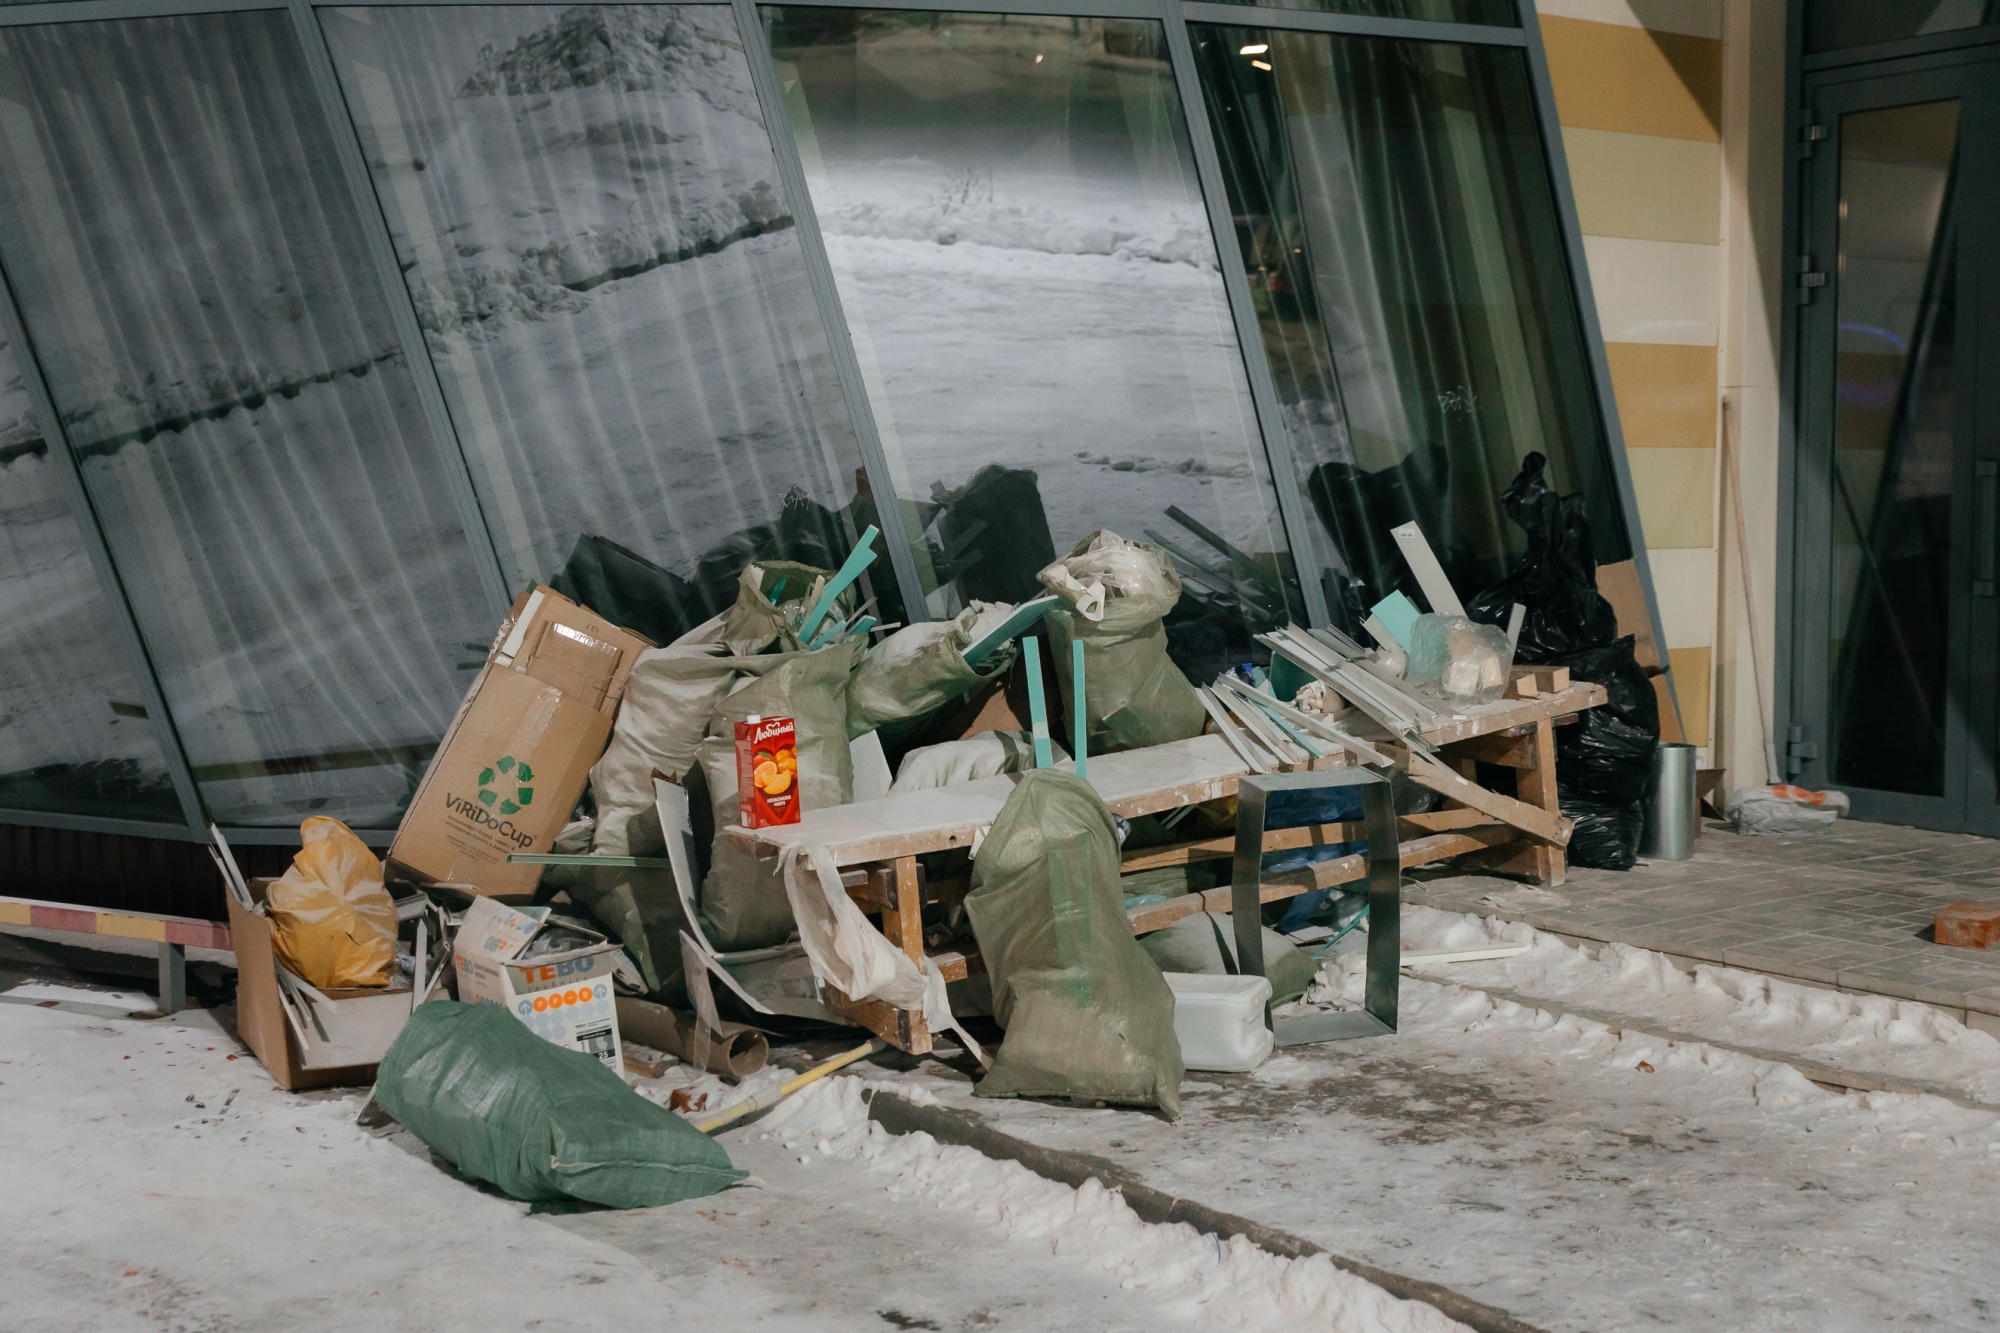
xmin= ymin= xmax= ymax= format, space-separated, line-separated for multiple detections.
xmin=1466 ymin=452 xmax=1620 ymax=661
xmin=1561 ymin=796 xmax=1645 ymax=871
xmin=937 ymin=465 xmax=1057 ymax=604
xmin=549 ymin=533 xmax=699 ymax=649
xmin=1541 ymin=636 xmax=1658 ymax=869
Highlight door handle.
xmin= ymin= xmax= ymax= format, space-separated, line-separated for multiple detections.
xmin=1978 ymin=461 xmax=1998 ymax=598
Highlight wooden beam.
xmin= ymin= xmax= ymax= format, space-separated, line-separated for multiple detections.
xmin=1443 ymin=730 xmax=1540 ymax=770
xmin=825 ymin=984 xmax=931 ymax=1055
xmin=1400 ymin=747 xmax=1572 ymax=847
xmin=1507 ymin=717 xmax=1566 ymax=886
xmin=882 ymin=855 xmax=926 ymax=966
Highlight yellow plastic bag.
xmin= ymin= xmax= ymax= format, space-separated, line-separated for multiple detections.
xmin=266 ymin=817 xmax=397 ymax=989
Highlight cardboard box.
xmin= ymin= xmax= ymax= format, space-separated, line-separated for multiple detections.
xmin=389 ymin=586 xmax=652 ymax=899
xmin=228 ymin=877 xmax=416 ymax=1091
xmin=451 ymin=897 xmax=624 ymax=1070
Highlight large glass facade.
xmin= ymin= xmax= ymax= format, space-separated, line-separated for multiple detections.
xmin=1192 ymin=25 xmax=1627 ymax=634
xmin=0 ymin=1 xmax=1641 ymax=836
xmin=0 ymin=330 xmax=181 ymax=822
xmin=768 ymin=7 xmax=1301 ymax=667
xmin=321 ymin=4 xmax=882 ymax=636
xmin=0 ymin=13 xmax=496 ymax=828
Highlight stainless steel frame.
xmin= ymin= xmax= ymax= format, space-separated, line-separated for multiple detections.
xmin=1229 ymin=767 xmax=1398 ymax=1042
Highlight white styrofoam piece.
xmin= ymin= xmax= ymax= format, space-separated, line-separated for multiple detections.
xmin=1165 ymin=972 xmax=1274 ymax=1072
xmin=850 ymin=730 xmax=893 ymax=803
xmin=1390 ymin=521 xmax=1466 ymax=618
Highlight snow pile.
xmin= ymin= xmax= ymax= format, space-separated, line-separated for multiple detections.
xmin=1395 ymin=904 xmax=2000 ymax=1103
xmin=816 ymin=168 xmax=1216 ymax=269
xmin=364 ymin=6 xmax=789 ymax=343
xmin=751 ymin=1077 xmax=1472 ymax=1333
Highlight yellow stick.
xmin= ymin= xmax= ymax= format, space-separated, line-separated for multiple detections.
xmin=693 ymin=1038 xmax=886 ymax=1135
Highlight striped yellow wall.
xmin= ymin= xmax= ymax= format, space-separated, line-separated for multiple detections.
xmin=1541 ymin=0 xmax=1723 ymax=751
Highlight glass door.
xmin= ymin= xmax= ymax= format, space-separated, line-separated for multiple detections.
xmin=1793 ymin=55 xmax=2000 ymax=835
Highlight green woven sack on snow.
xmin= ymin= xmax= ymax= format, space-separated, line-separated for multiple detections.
xmin=965 ymin=770 xmax=1183 ymax=1118
xmin=372 ymin=1002 xmax=743 ymax=1209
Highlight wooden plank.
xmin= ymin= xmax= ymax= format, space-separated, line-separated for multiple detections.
xmin=724 ymin=733 xmax=1251 ymax=867
xmin=930 ymin=950 xmax=985 ymax=984
xmin=1443 ymin=730 xmax=1540 ymax=770
xmin=1121 ymin=827 xmax=1515 ymax=934
xmin=883 ymin=855 xmax=926 ymax=966
xmin=825 ymin=983 xmax=931 ymax=1055
xmin=1401 ymin=747 xmax=1572 ymax=847
xmin=1414 ymin=682 xmax=1607 ymax=746
xmin=1509 ymin=717 xmax=1566 ymax=886
xmin=1403 ymin=808 xmax=1503 ymax=833
xmin=1119 ymin=806 xmax=1504 ymax=874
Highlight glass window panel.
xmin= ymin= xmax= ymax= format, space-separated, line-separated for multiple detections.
xmin=1196 ymin=0 xmax=1515 ymax=24
xmin=1826 ymin=100 xmax=1961 ymax=796
xmin=0 ymin=12 xmax=497 ymax=829
xmin=0 ymin=329 xmax=181 ymax=822
xmin=321 ymin=4 xmax=884 ymax=630
xmin=1806 ymin=0 xmax=1993 ymax=54
xmin=1192 ymin=26 xmax=1628 ymax=633
xmin=768 ymin=8 xmax=1298 ymax=670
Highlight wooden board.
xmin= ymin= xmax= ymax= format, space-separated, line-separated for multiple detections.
xmin=723 ymin=733 xmax=1251 ymax=867
xmin=1413 ymin=682 xmax=1607 ymax=746
xmin=1121 ymin=827 xmax=1514 ymax=934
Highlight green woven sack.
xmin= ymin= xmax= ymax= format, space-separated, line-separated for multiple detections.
xmin=1039 ymin=532 xmax=1206 ymax=754
xmin=1138 ymin=913 xmax=1319 ymax=1005
xmin=965 ymin=770 xmax=1183 ymax=1118
xmin=372 ymin=1002 xmax=743 ymax=1208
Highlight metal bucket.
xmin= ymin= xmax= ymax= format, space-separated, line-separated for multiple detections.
xmin=1639 ymin=743 xmax=1698 ymax=860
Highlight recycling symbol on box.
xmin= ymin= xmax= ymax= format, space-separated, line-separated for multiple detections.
xmin=477 ymin=755 xmax=534 ymax=816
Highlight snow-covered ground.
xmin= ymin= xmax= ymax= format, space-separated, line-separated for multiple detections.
xmin=15 ymin=900 xmax=2000 ymax=1331
xmin=0 ymin=995 xmax=1458 ymax=1333
xmin=1399 ymin=903 xmax=2000 ymax=1105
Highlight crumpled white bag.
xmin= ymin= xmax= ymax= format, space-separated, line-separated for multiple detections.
xmin=780 ymin=843 xmax=987 ymax=1066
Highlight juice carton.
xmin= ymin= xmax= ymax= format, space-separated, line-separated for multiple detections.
xmin=736 ymin=714 xmax=801 ymax=828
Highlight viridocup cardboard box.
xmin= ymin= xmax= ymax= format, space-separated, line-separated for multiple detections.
xmin=389 ymin=586 xmax=651 ymax=899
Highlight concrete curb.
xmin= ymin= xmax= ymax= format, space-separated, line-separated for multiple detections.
xmin=864 ymin=1090 xmax=1549 ymax=1333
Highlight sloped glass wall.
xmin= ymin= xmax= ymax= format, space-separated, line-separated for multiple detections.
xmin=768 ymin=7 xmax=1300 ymax=667
xmin=0 ymin=13 xmax=496 ymax=828
xmin=1192 ymin=25 xmax=1629 ymax=633
xmin=321 ymin=4 xmax=884 ymax=638
xmin=0 ymin=331 xmax=181 ymax=821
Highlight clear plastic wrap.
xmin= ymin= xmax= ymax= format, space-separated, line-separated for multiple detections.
xmin=1406 ymin=612 xmax=1514 ymax=705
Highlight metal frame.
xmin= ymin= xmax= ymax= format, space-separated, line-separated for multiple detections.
xmin=731 ymin=0 xmax=931 ymax=621
xmin=1516 ymin=0 xmax=1678 ymax=732
xmin=0 ymin=0 xmax=1672 ymax=876
xmin=1160 ymin=2 xmax=1331 ymax=627
xmin=1781 ymin=13 xmax=2000 ymax=835
xmin=287 ymin=0 xmax=514 ymax=613
xmin=0 ymin=255 xmax=208 ymax=832
xmin=1230 ymin=767 xmax=1398 ymax=1042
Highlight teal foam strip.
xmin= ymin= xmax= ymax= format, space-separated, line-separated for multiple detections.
xmin=1370 ymin=590 xmax=1423 ymax=649
xmin=798 ymin=525 xmax=878 ymax=642
xmin=1024 ymin=636 xmax=1053 ymax=769
xmin=1072 ymin=637 xmax=1087 ymax=780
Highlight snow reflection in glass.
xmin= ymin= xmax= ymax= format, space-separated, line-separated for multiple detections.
xmin=322 ymin=4 xmax=878 ymax=625
xmin=0 ymin=333 xmax=181 ymax=822
xmin=0 ymin=13 xmax=497 ymax=828
xmin=770 ymin=9 xmax=1298 ymax=660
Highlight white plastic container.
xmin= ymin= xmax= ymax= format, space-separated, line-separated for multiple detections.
xmin=1164 ymin=972 xmax=1274 ymax=1072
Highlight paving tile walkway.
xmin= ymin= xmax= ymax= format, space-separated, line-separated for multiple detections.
xmin=1406 ymin=817 xmax=2000 ymax=1025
